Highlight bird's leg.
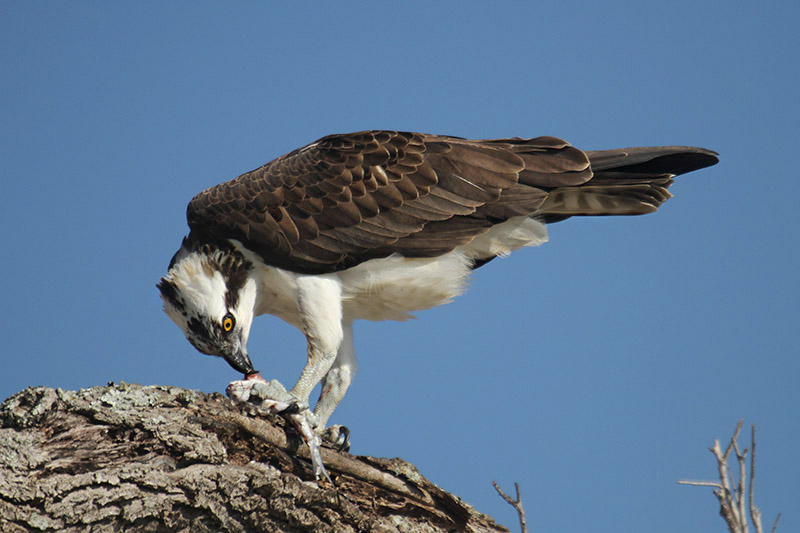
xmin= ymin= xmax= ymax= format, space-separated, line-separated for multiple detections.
xmin=314 ymin=321 xmax=355 ymax=426
xmin=288 ymin=276 xmax=344 ymax=420
xmin=228 ymin=275 xmax=346 ymax=475
xmin=314 ymin=321 xmax=355 ymax=449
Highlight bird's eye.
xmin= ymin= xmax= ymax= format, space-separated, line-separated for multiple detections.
xmin=222 ymin=313 xmax=235 ymax=332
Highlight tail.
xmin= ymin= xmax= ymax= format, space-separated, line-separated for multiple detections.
xmin=537 ymin=146 xmax=719 ymax=223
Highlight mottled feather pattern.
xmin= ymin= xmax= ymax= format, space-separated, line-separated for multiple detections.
xmin=186 ymin=131 xmax=718 ymax=274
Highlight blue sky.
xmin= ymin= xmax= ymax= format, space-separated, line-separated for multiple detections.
xmin=2 ymin=2 xmax=798 ymax=531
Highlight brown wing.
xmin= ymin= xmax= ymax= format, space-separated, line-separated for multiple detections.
xmin=186 ymin=131 xmax=591 ymax=273
xmin=186 ymin=131 xmax=718 ymax=274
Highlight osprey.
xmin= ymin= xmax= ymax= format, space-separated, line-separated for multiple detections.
xmin=158 ymin=131 xmax=718 ymax=432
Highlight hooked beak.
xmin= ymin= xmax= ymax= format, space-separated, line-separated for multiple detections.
xmin=224 ymin=338 xmax=256 ymax=375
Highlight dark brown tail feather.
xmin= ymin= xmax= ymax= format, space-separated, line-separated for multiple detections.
xmin=537 ymin=146 xmax=718 ymax=223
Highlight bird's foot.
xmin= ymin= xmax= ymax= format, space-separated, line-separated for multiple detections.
xmin=321 ymin=424 xmax=351 ymax=452
xmin=225 ymin=374 xmax=330 ymax=483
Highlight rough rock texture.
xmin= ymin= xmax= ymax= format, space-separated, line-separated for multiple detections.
xmin=0 ymin=384 xmax=507 ymax=533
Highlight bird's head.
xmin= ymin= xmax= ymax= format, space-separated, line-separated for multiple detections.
xmin=157 ymin=241 xmax=258 ymax=375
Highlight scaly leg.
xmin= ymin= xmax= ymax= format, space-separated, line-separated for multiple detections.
xmin=229 ymin=276 xmax=347 ymax=434
xmin=314 ymin=320 xmax=356 ymax=428
xmin=288 ymin=275 xmax=344 ymax=412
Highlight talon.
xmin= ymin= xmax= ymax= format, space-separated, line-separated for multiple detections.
xmin=335 ymin=426 xmax=350 ymax=452
xmin=321 ymin=425 xmax=351 ymax=452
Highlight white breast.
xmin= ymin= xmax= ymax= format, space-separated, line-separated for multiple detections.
xmin=235 ymin=215 xmax=548 ymax=325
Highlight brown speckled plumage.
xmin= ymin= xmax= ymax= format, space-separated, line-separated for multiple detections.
xmin=185 ymin=131 xmax=718 ymax=275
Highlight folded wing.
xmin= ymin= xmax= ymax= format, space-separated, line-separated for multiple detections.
xmin=186 ymin=131 xmax=718 ymax=273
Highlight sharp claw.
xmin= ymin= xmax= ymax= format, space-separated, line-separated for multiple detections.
xmin=321 ymin=425 xmax=351 ymax=452
xmin=335 ymin=426 xmax=351 ymax=452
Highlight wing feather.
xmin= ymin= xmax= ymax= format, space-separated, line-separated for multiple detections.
xmin=186 ymin=131 xmax=718 ymax=273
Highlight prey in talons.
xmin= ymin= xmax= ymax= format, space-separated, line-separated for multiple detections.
xmin=226 ymin=375 xmax=333 ymax=484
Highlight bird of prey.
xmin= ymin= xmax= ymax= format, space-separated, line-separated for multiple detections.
xmin=158 ymin=130 xmax=718 ymax=434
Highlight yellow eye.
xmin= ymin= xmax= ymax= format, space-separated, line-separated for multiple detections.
xmin=222 ymin=314 xmax=235 ymax=332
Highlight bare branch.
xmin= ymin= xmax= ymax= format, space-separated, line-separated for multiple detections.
xmin=770 ymin=513 xmax=781 ymax=533
xmin=750 ymin=424 xmax=762 ymax=533
xmin=677 ymin=480 xmax=725 ymax=489
xmin=679 ymin=420 xmax=780 ymax=533
xmin=492 ymin=481 xmax=527 ymax=533
xmin=728 ymin=419 xmax=744 ymax=456
xmin=732 ymin=434 xmax=748 ymax=533
xmin=710 ymin=428 xmax=743 ymax=533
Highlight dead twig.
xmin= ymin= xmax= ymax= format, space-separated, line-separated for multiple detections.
xmin=750 ymin=424 xmax=761 ymax=533
xmin=770 ymin=514 xmax=782 ymax=533
xmin=678 ymin=420 xmax=779 ymax=533
xmin=492 ymin=481 xmax=527 ymax=533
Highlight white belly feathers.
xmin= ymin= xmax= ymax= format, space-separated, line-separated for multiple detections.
xmin=337 ymin=251 xmax=473 ymax=321
xmin=235 ymin=216 xmax=548 ymax=325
